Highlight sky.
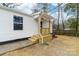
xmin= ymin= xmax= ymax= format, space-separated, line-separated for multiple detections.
xmin=16 ymin=3 xmax=68 ymax=18
xmin=0 ymin=3 xmax=75 ymax=23
xmin=16 ymin=3 xmax=58 ymax=14
xmin=14 ymin=3 xmax=74 ymax=24
xmin=16 ymin=3 xmax=35 ymax=14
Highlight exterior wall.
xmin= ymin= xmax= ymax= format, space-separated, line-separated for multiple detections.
xmin=43 ymin=21 xmax=49 ymax=28
xmin=0 ymin=8 xmax=38 ymax=42
xmin=43 ymin=20 xmax=53 ymax=33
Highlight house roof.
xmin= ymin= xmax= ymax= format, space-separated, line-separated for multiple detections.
xmin=40 ymin=12 xmax=54 ymax=20
xmin=33 ymin=12 xmax=54 ymax=21
xmin=0 ymin=5 xmax=33 ymax=17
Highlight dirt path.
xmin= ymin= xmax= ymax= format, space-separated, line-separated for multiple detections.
xmin=2 ymin=35 xmax=79 ymax=56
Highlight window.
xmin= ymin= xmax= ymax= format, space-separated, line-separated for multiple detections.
xmin=13 ymin=15 xmax=23 ymax=30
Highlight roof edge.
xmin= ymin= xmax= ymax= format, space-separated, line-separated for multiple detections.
xmin=0 ymin=5 xmax=33 ymax=17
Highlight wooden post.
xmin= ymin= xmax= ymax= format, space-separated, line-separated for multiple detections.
xmin=49 ymin=19 xmax=51 ymax=34
xmin=38 ymin=16 xmax=41 ymax=34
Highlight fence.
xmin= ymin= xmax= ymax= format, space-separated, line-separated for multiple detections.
xmin=56 ymin=30 xmax=79 ymax=37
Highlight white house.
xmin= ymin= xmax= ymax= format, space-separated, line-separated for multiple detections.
xmin=0 ymin=6 xmax=38 ymax=42
xmin=0 ymin=5 xmax=54 ymax=43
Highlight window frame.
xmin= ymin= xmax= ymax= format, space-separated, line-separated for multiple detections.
xmin=13 ymin=15 xmax=23 ymax=30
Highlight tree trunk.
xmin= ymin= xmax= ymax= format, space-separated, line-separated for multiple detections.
xmin=76 ymin=3 xmax=79 ymax=36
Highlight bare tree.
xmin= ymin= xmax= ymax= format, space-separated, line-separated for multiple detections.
xmin=57 ymin=3 xmax=61 ymax=31
xmin=32 ymin=3 xmax=50 ymax=14
xmin=76 ymin=3 xmax=79 ymax=36
xmin=61 ymin=6 xmax=65 ymax=34
xmin=0 ymin=3 xmax=21 ymax=8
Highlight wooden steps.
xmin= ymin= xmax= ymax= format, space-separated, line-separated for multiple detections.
xmin=29 ymin=34 xmax=52 ymax=44
xmin=29 ymin=34 xmax=40 ymax=43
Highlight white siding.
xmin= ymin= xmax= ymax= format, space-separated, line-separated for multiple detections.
xmin=43 ymin=21 xmax=49 ymax=28
xmin=0 ymin=8 xmax=38 ymax=42
xmin=43 ymin=21 xmax=53 ymax=33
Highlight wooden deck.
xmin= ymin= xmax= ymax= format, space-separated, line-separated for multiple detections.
xmin=1 ymin=35 xmax=79 ymax=56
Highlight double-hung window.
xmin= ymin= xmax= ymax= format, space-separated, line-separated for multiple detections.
xmin=13 ymin=15 xmax=23 ymax=30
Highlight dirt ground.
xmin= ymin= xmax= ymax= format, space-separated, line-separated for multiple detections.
xmin=2 ymin=35 xmax=79 ymax=56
